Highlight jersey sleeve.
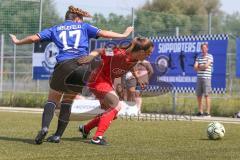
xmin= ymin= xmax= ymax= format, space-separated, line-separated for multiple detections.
xmin=37 ymin=27 xmax=54 ymax=41
xmin=86 ymin=23 xmax=101 ymax=39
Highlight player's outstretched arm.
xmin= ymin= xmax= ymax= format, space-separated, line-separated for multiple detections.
xmin=78 ymin=49 xmax=104 ymax=64
xmin=9 ymin=34 xmax=40 ymax=45
xmin=98 ymin=26 xmax=134 ymax=39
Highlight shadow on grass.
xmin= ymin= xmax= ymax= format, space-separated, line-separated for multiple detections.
xmin=199 ymin=138 xmax=220 ymax=141
xmin=0 ymin=136 xmax=35 ymax=144
xmin=199 ymin=138 xmax=209 ymax=140
xmin=0 ymin=136 xmax=105 ymax=145
xmin=62 ymin=137 xmax=90 ymax=144
xmin=62 ymin=137 xmax=111 ymax=146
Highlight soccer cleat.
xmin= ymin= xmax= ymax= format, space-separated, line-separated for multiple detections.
xmin=90 ymin=136 xmax=108 ymax=145
xmin=203 ymin=112 xmax=211 ymax=117
xmin=46 ymin=135 xmax=61 ymax=143
xmin=35 ymin=129 xmax=48 ymax=145
xmin=196 ymin=112 xmax=203 ymax=116
xmin=79 ymin=125 xmax=90 ymax=139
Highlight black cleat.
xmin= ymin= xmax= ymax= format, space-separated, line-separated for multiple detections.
xmin=47 ymin=135 xmax=61 ymax=143
xmin=35 ymin=129 xmax=48 ymax=145
xmin=203 ymin=112 xmax=211 ymax=117
xmin=79 ymin=125 xmax=90 ymax=139
xmin=196 ymin=112 xmax=203 ymax=117
xmin=90 ymin=136 xmax=108 ymax=145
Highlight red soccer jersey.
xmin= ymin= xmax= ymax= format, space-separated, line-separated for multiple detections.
xmin=88 ymin=48 xmax=137 ymax=99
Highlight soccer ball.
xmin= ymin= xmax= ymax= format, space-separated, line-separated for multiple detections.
xmin=207 ymin=122 xmax=225 ymax=140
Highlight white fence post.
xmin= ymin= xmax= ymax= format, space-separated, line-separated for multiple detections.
xmin=131 ymin=7 xmax=135 ymax=39
xmin=0 ymin=34 xmax=4 ymax=97
xmin=13 ymin=44 xmax=16 ymax=92
xmin=172 ymin=90 xmax=177 ymax=114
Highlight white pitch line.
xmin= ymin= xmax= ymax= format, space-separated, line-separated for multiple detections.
xmin=0 ymin=107 xmax=42 ymax=114
xmin=0 ymin=107 xmax=240 ymax=124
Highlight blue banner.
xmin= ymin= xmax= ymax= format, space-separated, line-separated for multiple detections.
xmin=91 ymin=39 xmax=132 ymax=50
xmin=148 ymin=34 xmax=228 ymax=93
xmin=236 ymin=38 xmax=240 ymax=78
xmin=32 ymin=41 xmax=58 ymax=80
xmin=88 ymin=35 xmax=229 ymax=94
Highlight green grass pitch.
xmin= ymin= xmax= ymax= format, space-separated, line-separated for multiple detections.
xmin=0 ymin=112 xmax=239 ymax=160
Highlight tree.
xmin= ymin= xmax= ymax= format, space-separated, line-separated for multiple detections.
xmin=41 ymin=0 xmax=62 ymax=29
xmin=134 ymin=0 xmax=223 ymax=36
xmin=0 ymin=0 xmax=39 ymax=34
xmin=89 ymin=13 xmax=132 ymax=33
xmin=221 ymin=12 xmax=240 ymax=53
xmin=222 ymin=12 xmax=240 ymax=34
xmin=0 ymin=0 xmax=62 ymax=35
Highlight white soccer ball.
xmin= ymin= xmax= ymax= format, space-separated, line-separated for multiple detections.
xmin=207 ymin=122 xmax=225 ymax=140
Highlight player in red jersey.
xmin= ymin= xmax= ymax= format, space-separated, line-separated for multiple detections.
xmin=78 ymin=37 xmax=154 ymax=145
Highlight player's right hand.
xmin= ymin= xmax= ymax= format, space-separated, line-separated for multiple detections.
xmin=9 ymin=34 xmax=19 ymax=44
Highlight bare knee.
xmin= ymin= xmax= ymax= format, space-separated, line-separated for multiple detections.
xmin=62 ymin=93 xmax=77 ymax=103
xmin=47 ymin=89 xmax=63 ymax=104
xmin=103 ymin=92 xmax=120 ymax=107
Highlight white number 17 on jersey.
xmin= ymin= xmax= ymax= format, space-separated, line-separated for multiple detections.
xmin=59 ymin=30 xmax=81 ymax=50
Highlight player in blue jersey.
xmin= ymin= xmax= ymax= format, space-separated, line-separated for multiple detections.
xmin=10 ymin=5 xmax=133 ymax=144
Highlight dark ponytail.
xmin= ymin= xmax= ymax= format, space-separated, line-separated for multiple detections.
xmin=65 ymin=5 xmax=92 ymax=20
xmin=111 ymin=37 xmax=153 ymax=53
xmin=130 ymin=37 xmax=153 ymax=52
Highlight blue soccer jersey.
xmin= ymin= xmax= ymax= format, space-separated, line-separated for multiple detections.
xmin=37 ymin=21 xmax=100 ymax=62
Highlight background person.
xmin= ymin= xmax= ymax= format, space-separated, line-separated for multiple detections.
xmin=194 ymin=43 xmax=213 ymax=117
xmin=115 ymin=83 xmax=125 ymax=101
xmin=124 ymin=60 xmax=153 ymax=113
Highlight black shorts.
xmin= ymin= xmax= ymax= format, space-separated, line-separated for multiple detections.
xmin=50 ymin=58 xmax=91 ymax=93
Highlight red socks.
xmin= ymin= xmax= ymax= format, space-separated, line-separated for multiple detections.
xmin=94 ymin=108 xmax=118 ymax=138
xmin=84 ymin=115 xmax=101 ymax=133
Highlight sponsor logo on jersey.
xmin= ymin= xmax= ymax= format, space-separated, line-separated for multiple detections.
xmin=112 ymin=68 xmax=126 ymax=75
xmin=105 ymin=48 xmax=114 ymax=56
